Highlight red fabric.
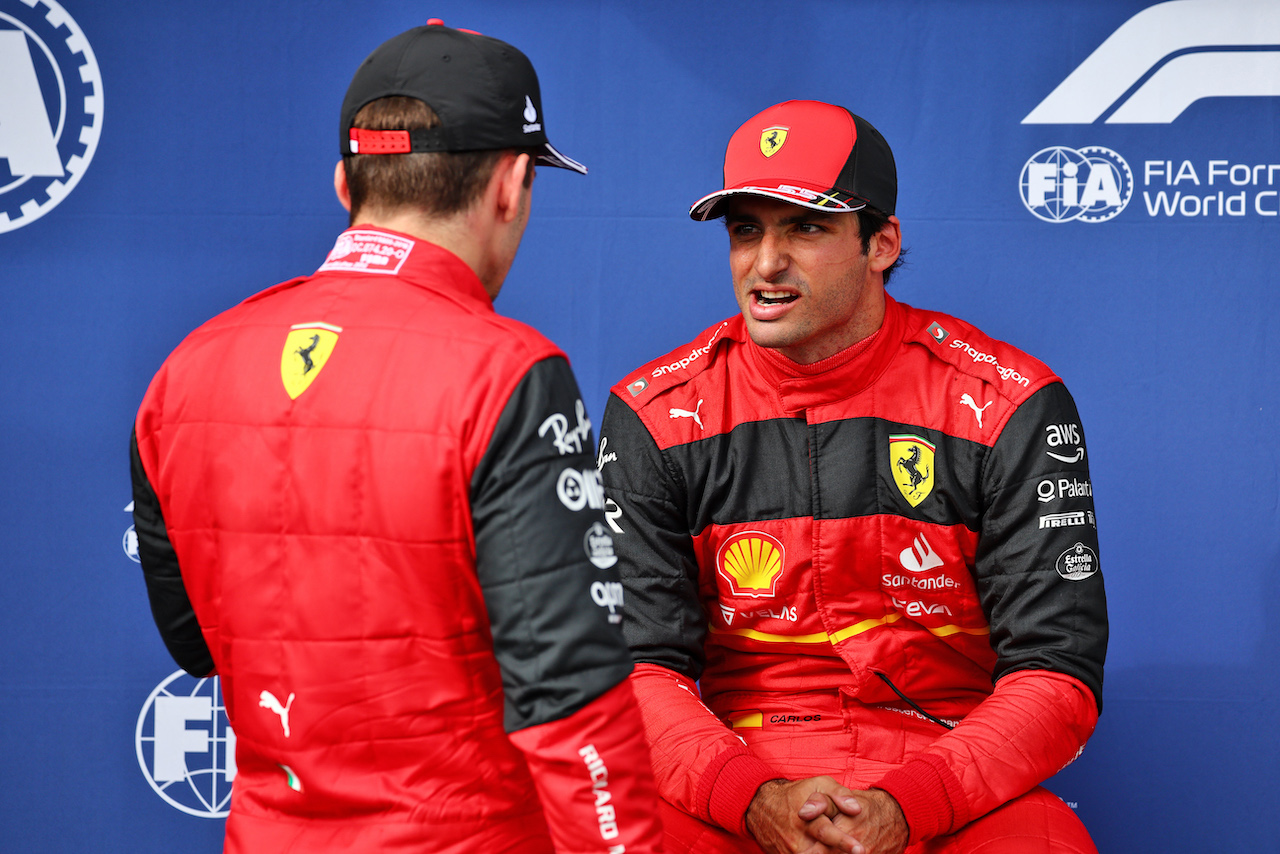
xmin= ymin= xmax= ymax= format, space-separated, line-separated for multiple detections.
xmin=629 ymin=664 xmax=779 ymax=834
xmin=629 ymin=663 xmax=1097 ymax=848
xmin=510 ymin=680 xmax=665 ymax=854
xmin=135 ymin=227 xmax=614 ymax=853
xmin=876 ymin=670 xmax=1099 ymax=843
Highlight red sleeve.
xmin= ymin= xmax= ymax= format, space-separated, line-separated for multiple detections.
xmin=629 ymin=663 xmax=782 ymax=836
xmin=874 ymin=669 xmax=1099 ymax=844
xmin=508 ymin=679 xmax=665 ymax=854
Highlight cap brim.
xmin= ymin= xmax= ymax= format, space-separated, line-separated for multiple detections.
xmin=689 ymin=186 xmax=868 ymax=221
xmin=538 ymin=141 xmax=587 ymax=174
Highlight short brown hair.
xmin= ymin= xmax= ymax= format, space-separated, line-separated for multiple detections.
xmin=343 ymin=96 xmax=510 ymax=224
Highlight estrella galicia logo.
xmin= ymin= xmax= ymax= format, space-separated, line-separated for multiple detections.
xmin=1020 ymin=146 xmax=1133 ymax=223
xmin=0 ymin=0 xmax=103 ymax=233
xmin=136 ymin=670 xmax=236 ymax=818
xmin=1023 ymin=0 xmax=1280 ymax=124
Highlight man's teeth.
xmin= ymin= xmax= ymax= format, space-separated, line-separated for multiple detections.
xmin=757 ymin=291 xmax=797 ymax=305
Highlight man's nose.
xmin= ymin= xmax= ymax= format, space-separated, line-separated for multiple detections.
xmin=754 ymin=231 xmax=789 ymax=280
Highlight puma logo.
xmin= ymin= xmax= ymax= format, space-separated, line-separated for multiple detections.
xmin=669 ymin=399 xmax=704 ymax=430
xmin=960 ymin=393 xmax=993 ymax=428
xmin=259 ymin=690 xmax=295 ymax=737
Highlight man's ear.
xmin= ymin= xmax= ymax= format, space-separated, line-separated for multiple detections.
xmin=868 ymin=215 xmax=902 ymax=273
xmin=334 ymin=160 xmax=352 ymax=212
xmin=491 ymin=152 xmax=532 ymax=223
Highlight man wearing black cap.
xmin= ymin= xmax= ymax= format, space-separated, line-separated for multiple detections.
xmin=131 ymin=22 xmax=662 ymax=854
xmin=598 ymin=101 xmax=1107 ymax=854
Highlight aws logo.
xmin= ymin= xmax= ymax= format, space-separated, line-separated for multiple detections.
xmin=0 ymin=0 xmax=103 ymax=233
xmin=717 ymin=531 xmax=786 ymax=599
xmin=1023 ymin=0 xmax=1280 ymax=124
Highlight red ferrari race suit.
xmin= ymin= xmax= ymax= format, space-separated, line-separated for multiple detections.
xmin=131 ymin=226 xmax=663 ymax=853
xmin=598 ymin=294 xmax=1107 ymax=852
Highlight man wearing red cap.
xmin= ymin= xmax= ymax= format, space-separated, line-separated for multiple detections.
xmin=599 ymin=101 xmax=1107 ymax=854
xmin=131 ymin=22 xmax=662 ymax=854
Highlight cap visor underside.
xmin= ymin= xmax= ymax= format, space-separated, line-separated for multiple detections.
xmin=688 ymin=186 xmax=867 ymax=221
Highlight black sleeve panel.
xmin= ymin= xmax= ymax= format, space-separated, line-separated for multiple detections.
xmin=976 ymin=382 xmax=1108 ymax=710
xmin=470 ymin=357 xmax=634 ymax=733
xmin=598 ymin=394 xmax=708 ymax=681
xmin=129 ymin=428 xmax=215 ymax=677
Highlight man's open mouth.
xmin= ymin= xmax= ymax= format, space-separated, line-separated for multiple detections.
xmin=756 ymin=290 xmax=799 ymax=306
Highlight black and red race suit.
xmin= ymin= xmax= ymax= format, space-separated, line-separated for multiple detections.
xmin=132 ymin=226 xmax=663 ymax=854
xmin=599 ymin=294 xmax=1106 ymax=847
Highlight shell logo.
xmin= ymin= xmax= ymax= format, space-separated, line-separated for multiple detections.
xmin=717 ymin=531 xmax=786 ymax=598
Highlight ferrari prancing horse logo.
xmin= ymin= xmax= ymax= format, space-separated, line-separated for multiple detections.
xmin=760 ymin=126 xmax=788 ymax=157
xmin=281 ymin=322 xmax=342 ymax=399
xmin=890 ymin=434 xmax=936 ymax=507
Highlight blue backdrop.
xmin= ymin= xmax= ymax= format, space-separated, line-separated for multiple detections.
xmin=2 ymin=1 xmax=1277 ymax=851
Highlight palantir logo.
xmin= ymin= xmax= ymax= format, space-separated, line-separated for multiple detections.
xmin=136 ymin=670 xmax=236 ymax=818
xmin=1023 ymin=0 xmax=1280 ymax=124
xmin=0 ymin=0 xmax=103 ymax=233
xmin=1020 ymin=146 xmax=1133 ymax=223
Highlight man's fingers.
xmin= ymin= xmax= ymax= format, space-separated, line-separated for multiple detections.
xmin=797 ymin=793 xmax=833 ymax=820
xmin=804 ymin=815 xmax=865 ymax=854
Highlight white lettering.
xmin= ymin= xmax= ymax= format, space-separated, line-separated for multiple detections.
xmin=948 ymin=340 xmax=1030 ymax=387
xmin=1038 ymin=477 xmax=1093 ymax=503
xmin=539 ymin=399 xmax=592 ymax=456
xmin=557 ymin=468 xmax=605 ymax=512
xmin=1172 ymin=160 xmax=1200 ymax=185
xmin=882 ymin=573 xmax=961 ymax=591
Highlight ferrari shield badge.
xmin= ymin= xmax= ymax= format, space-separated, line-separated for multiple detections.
xmin=890 ymin=434 xmax=935 ymax=507
xmin=760 ymin=126 xmax=788 ymax=157
xmin=281 ymin=322 xmax=342 ymax=399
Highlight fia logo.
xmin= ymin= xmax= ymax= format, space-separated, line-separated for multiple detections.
xmin=135 ymin=670 xmax=235 ymax=818
xmin=0 ymin=0 xmax=103 ymax=233
xmin=1020 ymin=146 xmax=1133 ymax=223
xmin=1023 ymin=0 xmax=1280 ymax=125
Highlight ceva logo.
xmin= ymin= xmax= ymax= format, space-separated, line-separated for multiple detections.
xmin=136 ymin=670 xmax=236 ymax=818
xmin=0 ymin=0 xmax=103 ymax=233
xmin=1023 ymin=0 xmax=1280 ymax=124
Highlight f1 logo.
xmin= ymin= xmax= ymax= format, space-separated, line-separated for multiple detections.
xmin=1023 ymin=0 xmax=1280 ymax=124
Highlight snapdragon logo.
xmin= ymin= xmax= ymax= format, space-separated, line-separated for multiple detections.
xmin=1020 ymin=146 xmax=1133 ymax=223
xmin=136 ymin=670 xmax=235 ymax=818
xmin=0 ymin=0 xmax=103 ymax=233
xmin=1023 ymin=0 xmax=1280 ymax=125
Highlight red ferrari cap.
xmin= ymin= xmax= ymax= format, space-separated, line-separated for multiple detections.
xmin=690 ymin=100 xmax=896 ymax=220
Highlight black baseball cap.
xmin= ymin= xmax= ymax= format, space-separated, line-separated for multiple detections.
xmin=690 ymin=100 xmax=895 ymax=220
xmin=340 ymin=20 xmax=585 ymax=174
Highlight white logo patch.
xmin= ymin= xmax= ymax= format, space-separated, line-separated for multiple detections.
xmin=319 ymin=230 xmax=414 ymax=274
xmin=258 ymin=690 xmax=295 ymax=737
xmin=959 ymin=393 xmax=993 ymax=428
xmin=1022 ymin=0 xmax=1280 ymax=125
xmin=539 ymin=399 xmax=591 ymax=456
xmin=898 ymin=533 xmax=944 ymax=574
xmin=0 ymin=0 xmax=104 ymax=233
xmin=584 ymin=521 xmax=617 ymax=569
xmin=669 ymin=399 xmax=704 ymax=429
xmin=557 ymin=467 xmax=605 ymax=511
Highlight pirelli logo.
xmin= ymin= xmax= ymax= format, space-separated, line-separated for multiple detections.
xmin=1039 ymin=511 xmax=1093 ymax=529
